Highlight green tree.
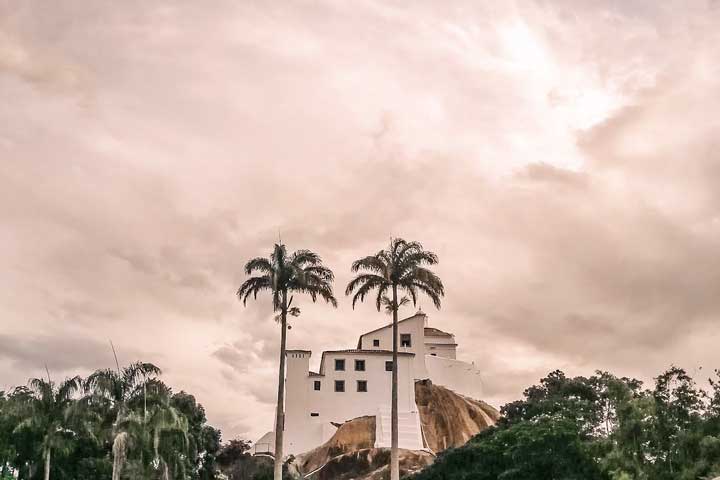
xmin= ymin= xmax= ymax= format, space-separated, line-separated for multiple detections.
xmin=345 ymin=238 xmax=444 ymax=480
xmin=412 ymin=417 xmax=604 ymax=480
xmin=84 ymin=362 xmax=161 ymax=480
xmin=115 ymin=379 xmax=189 ymax=479
xmin=237 ymin=243 xmax=337 ymax=480
xmin=13 ymin=377 xmax=82 ymax=480
xmin=170 ymin=391 xmax=221 ymax=479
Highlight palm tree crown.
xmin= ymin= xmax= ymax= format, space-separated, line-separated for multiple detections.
xmin=346 ymin=238 xmax=444 ymax=311
xmin=237 ymin=243 xmax=338 ymax=310
xmin=13 ymin=376 xmax=82 ymax=480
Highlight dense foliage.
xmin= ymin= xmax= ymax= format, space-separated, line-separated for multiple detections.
xmin=0 ymin=362 xmax=221 ymax=480
xmin=412 ymin=367 xmax=720 ymax=480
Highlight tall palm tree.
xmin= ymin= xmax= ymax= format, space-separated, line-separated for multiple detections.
xmin=84 ymin=362 xmax=161 ymax=480
xmin=237 ymin=243 xmax=337 ymax=480
xmin=346 ymin=238 xmax=444 ymax=480
xmin=14 ymin=376 xmax=82 ymax=480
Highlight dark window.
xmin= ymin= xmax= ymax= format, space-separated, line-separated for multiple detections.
xmin=373 ymin=339 xmax=380 ymax=347
xmin=431 ymin=353 xmax=437 ymax=356
xmin=357 ymin=380 xmax=368 ymax=392
xmin=314 ymin=380 xmax=321 ymax=391
xmin=335 ymin=380 xmax=345 ymax=392
xmin=385 ymin=361 xmax=393 ymax=372
xmin=335 ymin=359 xmax=345 ymax=371
xmin=310 ymin=412 xmax=319 ymax=417
xmin=401 ymin=334 xmax=411 ymax=347
xmin=355 ymin=359 xmax=366 ymax=371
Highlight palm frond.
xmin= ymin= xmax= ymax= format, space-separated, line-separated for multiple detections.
xmin=406 ymin=281 xmax=443 ymax=309
xmin=291 ymin=249 xmax=321 ymax=267
xmin=57 ymin=376 xmax=82 ymax=402
xmin=236 ymin=276 xmax=272 ymax=305
xmin=350 ymin=255 xmax=388 ymax=275
xmin=345 ymin=274 xmax=387 ymax=296
xmin=244 ymin=257 xmax=273 ymax=275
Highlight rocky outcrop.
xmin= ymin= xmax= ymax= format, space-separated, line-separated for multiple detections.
xmin=304 ymin=448 xmax=434 ymax=480
xmin=297 ymin=415 xmax=376 ymax=474
xmin=415 ymin=379 xmax=500 ymax=452
xmin=293 ymin=381 xmax=500 ymax=479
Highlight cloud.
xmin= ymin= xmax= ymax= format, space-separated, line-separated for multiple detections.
xmin=1 ymin=0 xmax=719 ymax=442
xmin=0 ymin=334 xmax=144 ymax=374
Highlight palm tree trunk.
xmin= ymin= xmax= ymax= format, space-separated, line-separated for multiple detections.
xmin=112 ymin=432 xmax=128 ymax=480
xmin=390 ymin=284 xmax=400 ymax=480
xmin=43 ymin=447 xmax=51 ymax=480
xmin=274 ymin=290 xmax=288 ymax=480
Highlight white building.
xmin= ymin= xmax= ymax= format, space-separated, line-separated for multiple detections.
xmin=260 ymin=311 xmax=484 ymax=456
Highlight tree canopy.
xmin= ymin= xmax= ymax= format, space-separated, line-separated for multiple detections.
xmin=412 ymin=366 xmax=720 ymax=480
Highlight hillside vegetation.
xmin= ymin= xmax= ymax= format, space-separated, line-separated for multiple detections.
xmin=411 ymin=367 xmax=720 ymax=480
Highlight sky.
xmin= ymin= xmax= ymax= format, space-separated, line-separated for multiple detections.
xmin=1 ymin=0 xmax=720 ymax=442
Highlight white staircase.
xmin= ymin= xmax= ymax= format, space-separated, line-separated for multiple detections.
xmin=375 ymin=406 xmax=424 ymax=450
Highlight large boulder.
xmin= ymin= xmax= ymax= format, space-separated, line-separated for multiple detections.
xmin=297 ymin=415 xmax=377 ymax=474
xmin=305 ymin=448 xmax=434 ymax=480
xmin=293 ymin=380 xmax=500 ymax=479
xmin=415 ymin=379 xmax=500 ymax=452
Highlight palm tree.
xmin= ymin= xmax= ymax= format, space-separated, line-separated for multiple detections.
xmin=237 ymin=243 xmax=337 ymax=480
xmin=116 ymin=378 xmax=188 ymax=480
xmin=84 ymin=362 xmax=161 ymax=480
xmin=14 ymin=376 xmax=82 ymax=480
xmin=345 ymin=238 xmax=444 ymax=480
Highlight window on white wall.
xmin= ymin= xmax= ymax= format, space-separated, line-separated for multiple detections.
xmin=335 ymin=380 xmax=345 ymax=392
xmin=355 ymin=359 xmax=365 ymax=371
xmin=314 ymin=380 xmax=321 ymax=390
xmin=357 ymin=380 xmax=367 ymax=392
xmin=335 ymin=359 xmax=345 ymax=371
xmin=373 ymin=339 xmax=380 ymax=347
xmin=401 ymin=334 xmax=411 ymax=347
xmin=385 ymin=361 xmax=393 ymax=372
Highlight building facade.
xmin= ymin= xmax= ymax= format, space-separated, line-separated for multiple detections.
xmin=260 ymin=311 xmax=484 ymax=456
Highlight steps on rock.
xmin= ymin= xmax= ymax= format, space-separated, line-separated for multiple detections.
xmin=374 ymin=406 xmax=424 ymax=450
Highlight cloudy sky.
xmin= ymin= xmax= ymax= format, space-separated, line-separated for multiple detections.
xmin=2 ymin=0 xmax=720 ymax=442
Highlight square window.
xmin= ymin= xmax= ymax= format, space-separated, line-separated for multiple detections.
xmin=335 ymin=380 xmax=345 ymax=392
xmin=355 ymin=359 xmax=366 ymax=371
xmin=357 ymin=380 xmax=368 ymax=392
xmin=373 ymin=339 xmax=380 ymax=347
xmin=400 ymin=334 xmax=411 ymax=348
xmin=314 ymin=380 xmax=321 ymax=391
xmin=335 ymin=359 xmax=345 ymax=371
xmin=385 ymin=361 xmax=393 ymax=372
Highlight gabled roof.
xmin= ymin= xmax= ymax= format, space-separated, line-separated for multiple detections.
xmin=356 ymin=312 xmax=427 ymax=348
xmin=424 ymin=327 xmax=454 ymax=338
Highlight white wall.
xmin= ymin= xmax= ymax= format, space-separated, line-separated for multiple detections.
xmin=425 ymin=354 xmax=484 ymax=400
xmin=358 ymin=313 xmax=428 ymax=379
xmin=283 ymin=351 xmax=418 ymax=455
xmin=284 ymin=351 xmax=315 ymax=455
xmin=424 ymin=342 xmax=456 ymax=359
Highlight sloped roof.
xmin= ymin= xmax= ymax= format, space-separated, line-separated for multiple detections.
xmin=324 ymin=349 xmax=415 ymax=356
xmin=424 ymin=327 xmax=454 ymax=338
xmin=356 ymin=312 xmax=427 ymax=347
